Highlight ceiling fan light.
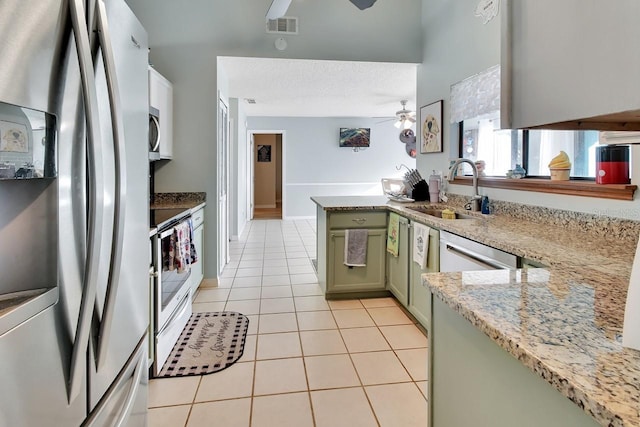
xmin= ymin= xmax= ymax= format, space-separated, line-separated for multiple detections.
xmin=403 ymin=120 xmax=413 ymax=129
xmin=394 ymin=120 xmax=402 ymax=129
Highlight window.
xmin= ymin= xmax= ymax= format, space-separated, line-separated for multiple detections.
xmin=459 ymin=111 xmax=523 ymax=177
xmin=526 ymin=130 xmax=599 ymax=178
xmin=459 ymin=116 xmax=598 ymax=179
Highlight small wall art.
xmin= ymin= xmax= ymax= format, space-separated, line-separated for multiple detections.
xmin=257 ymin=144 xmax=271 ymax=162
xmin=339 ymin=128 xmax=370 ymax=148
xmin=0 ymin=120 xmax=29 ymax=153
xmin=419 ymin=100 xmax=443 ymax=154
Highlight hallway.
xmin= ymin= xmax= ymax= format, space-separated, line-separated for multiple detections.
xmin=148 ymin=219 xmax=428 ymax=426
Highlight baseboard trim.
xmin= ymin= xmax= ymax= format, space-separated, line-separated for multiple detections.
xmin=283 ymin=215 xmax=316 ymax=221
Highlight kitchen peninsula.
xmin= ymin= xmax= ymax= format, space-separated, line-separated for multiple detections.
xmin=312 ymin=195 xmax=640 ymax=427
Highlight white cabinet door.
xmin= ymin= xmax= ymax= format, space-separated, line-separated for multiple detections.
xmin=191 ymin=224 xmax=204 ymax=296
xmin=148 ymin=67 xmax=173 ymax=159
xmin=510 ymin=0 xmax=640 ymax=129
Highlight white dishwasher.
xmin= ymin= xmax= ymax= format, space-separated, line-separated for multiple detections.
xmin=439 ymin=230 xmax=518 ymax=272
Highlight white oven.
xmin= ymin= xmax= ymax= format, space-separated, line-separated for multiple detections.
xmin=151 ymin=211 xmax=193 ymax=376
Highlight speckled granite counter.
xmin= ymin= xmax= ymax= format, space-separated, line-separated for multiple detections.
xmin=150 ymin=192 xmax=206 ymax=210
xmin=312 ymin=194 xmax=640 ymax=427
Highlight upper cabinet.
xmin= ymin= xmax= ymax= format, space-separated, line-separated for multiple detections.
xmin=148 ymin=66 xmax=173 ymax=159
xmin=505 ymin=0 xmax=640 ymax=131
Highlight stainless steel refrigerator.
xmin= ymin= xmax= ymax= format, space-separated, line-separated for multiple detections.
xmin=0 ymin=0 xmax=149 ymax=425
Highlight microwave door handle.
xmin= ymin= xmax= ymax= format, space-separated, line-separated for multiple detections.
xmin=95 ymin=0 xmax=129 ymax=370
xmin=151 ymin=114 xmax=161 ymax=152
xmin=68 ymin=0 xmax=107 ymax=402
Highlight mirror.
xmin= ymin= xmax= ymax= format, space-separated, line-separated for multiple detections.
xmin=0 ymin=101 xmax=56 ymax=179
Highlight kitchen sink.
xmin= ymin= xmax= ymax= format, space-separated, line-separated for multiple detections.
xmin=406 ymin=206 xmax=477 ymax=220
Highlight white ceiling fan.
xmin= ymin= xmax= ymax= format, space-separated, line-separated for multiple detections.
xmin=393 ymin=100 xmax=416 ymax=129
xmin=266 ymin=0 xmax=377 ymax=20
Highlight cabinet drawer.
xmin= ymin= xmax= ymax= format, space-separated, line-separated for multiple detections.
xmin=191 ymin=207 xmax=204 ymax=229
xmin=328 ymin=211 xmax=386 ymax=229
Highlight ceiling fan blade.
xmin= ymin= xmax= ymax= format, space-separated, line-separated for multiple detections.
xmin=266 ymin=0 xmax=292 ymax=20
xmin=349 ymin=0 xmax=377 ymax=10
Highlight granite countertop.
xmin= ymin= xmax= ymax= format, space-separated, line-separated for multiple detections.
xmin=150 ymin=192 xmax=206 ymax=210
xmin=312 ymin=195 xmax=640 ymax=427
xmin=311 ymin=195 xmax=392 ymax=210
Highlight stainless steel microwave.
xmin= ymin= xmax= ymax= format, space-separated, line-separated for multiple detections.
xmin=149 ymin=106 xmax=160 ymax=161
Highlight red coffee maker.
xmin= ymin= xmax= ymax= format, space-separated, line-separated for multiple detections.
xmin=596 ymin=145 xmax=630 ymax=184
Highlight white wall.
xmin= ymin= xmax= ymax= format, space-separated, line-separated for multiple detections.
xmin=417 ymin=0 xmax=640 ymax=220
xmin=248 ymin=117 xmax=416 ymax=218
xmin=126 ymin=0 xmax=422 ymax=278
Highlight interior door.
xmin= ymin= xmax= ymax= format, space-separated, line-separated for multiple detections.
xmin=218 ymin=97 xmax=230 ymax=272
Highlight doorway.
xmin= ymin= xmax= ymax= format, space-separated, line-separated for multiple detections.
xmin=249 ymin=131 xmax=284 ymax=220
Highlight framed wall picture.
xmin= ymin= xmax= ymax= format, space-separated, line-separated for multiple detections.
xmin=257 ymin=144 xmax=271 ymax=162
xmin=419 ymin=100 xmax=443 ymax=154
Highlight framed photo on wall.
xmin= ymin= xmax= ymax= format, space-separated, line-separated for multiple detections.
xmin=257 ymin=144 xmax=271 ymax=162
xmin=419 ymin=100 xmax=443 ymax=154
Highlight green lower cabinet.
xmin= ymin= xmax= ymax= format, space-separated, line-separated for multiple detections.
xmin=327 ymin=228 xmax=387 ymax=294
xmin=386 ymin=216 xmax=410 ymax=306
xmin=408 ymin=225 xmax=439 ymax=328
xmin=430 ymin=297 xmax=600 ymax=427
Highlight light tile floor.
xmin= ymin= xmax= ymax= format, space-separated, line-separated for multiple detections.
xmin=148 ymin=219 xmax=428 ymax=427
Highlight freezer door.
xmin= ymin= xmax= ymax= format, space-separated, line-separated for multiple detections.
xmin=85 ymin=336 xmax=148 ymax=427
xmin=88 ymin=0 xmax=150 ymax=410
xmin=0 ymin=306 xmax=86 ymax=426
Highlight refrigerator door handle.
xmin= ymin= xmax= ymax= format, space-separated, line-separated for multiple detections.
xmin=94 ymin=0 xmax=128 ymax=369
xmin=68 ymin=0 xmax=107 ymax=402
xmin=112 ymin=341 xmax=146 ymax=427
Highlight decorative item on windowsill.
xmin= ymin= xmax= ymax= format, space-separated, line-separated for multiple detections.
xmin=548 ymin=151 xmax=571 ymax=181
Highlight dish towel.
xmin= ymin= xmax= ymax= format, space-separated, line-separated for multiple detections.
xmin=344 ymin=229 xmax=368 ymax=267
xmin=412 ymin=222 xmax=430 ymax=269
xmin=387 ymin=213 xmax=400 ymax=257
xmin=173 ymin=221 xmax=193 ymax=273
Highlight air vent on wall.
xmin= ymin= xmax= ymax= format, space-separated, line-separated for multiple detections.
xmin=266 ymin=16 xmax=298 ymax=35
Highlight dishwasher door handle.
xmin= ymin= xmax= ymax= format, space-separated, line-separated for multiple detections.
xmin=444 ymin=243 xmax=512 ymax=270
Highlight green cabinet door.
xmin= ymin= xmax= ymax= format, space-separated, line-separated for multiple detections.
xmin=408 ymin=225 xmax=439 ymax=328
xmin=430 ymin=298 xmax=600 ymax=427
xmin=327 ymin=229 xmax=387 ymax=293
xmin=387 ymin=216 xmax=410 ymax=306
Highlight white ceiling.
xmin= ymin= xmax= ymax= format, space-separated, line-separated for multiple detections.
xmin=219 ymin=56 xmax=417 ymax=118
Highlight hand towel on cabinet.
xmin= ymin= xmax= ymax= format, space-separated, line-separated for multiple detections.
xmin=344 ymin=229 xmax=368 ymax=267
xmin=412 ymin=222 xmax=430 ymax=269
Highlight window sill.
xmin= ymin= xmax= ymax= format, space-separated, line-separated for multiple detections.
xmin=450 ymin=176 xmax=637 ymax=201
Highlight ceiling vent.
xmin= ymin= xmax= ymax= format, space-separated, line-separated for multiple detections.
xmin=245 ymin=98 xmax=257 ymax=104
xmin=266 ymin=16 xmax=298 ymax=35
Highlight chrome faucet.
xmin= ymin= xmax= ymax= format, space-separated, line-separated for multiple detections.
xmin=447 ymin=158 xmax=482 ymax=211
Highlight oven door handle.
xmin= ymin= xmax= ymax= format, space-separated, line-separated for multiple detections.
xmin=160 ymin=227 xmax=176 ymax=239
